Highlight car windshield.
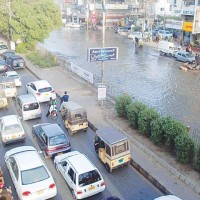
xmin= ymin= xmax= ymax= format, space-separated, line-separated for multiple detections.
xmin=186 ymin=53 xmax=193 ymax=58
xmin=38 ymin=87 xmax=52 ymax=93
xmin=13 ymin=59 xmax=24 ymax=64
xmin=114 ymin=141 xmax=129 ymax=155
xmin=21 ymin=166 xmax=49 ymax=185
xmin=78 ymin=169 xmax=101 ymax=187
xmin=49 ymin=134 xmax=68 ymax=146
xmin=23 ymin=103 xmax=39 ymax=111
xmin=9 ymin=75 xmax=19 ymax=79
xmin=4 ymin=124 xmax=23 ymax=134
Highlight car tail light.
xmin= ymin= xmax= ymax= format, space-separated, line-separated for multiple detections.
xmin=22 ymin=191 xmax=31 ymax=196
xmin=101 ymin=182 xmax=105 ymax=187
xmin=49 ymin=183 xmax=56 ymax=189
xmin=36 ymin=92 xmax=41 ymax=96
xmin=77 ymin=190 xmax=82 ymax=195
xmin=51 ymin=90 xmax=55 ymax=93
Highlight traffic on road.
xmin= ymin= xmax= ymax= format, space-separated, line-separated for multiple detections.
xmin=0 ymin=67 xmax=162 ymax=199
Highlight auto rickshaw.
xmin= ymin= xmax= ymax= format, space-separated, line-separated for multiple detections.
xmin=0 ymin=89 xmax=8 ymax=109
xmin=60 ymin=101 xmax=88 ymax=135
xmin=94 ymin=127 xmax=131 ymax=173
xmin=0 ymin=77 xmax=17 ymax=98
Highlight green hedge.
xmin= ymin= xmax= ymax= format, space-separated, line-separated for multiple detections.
xmin=193 ymin=145 xmax=200 ymax=171
xmin=115 ymin=94 xmax=199 ymax=171
xmin=150 ymin=117 xmax=165 ymax=146
xmin=175 ymin=134 xmax=195 ymax=164
xmin=115 ymin=94 xmax=132 ymax=118
xmin=138 ymin=108 xmax=160 ymax=137
xmin=126 ymin=101 xmax=147 ymax=129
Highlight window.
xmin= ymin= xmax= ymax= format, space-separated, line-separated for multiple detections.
xmin=23 ymin=103 xmax=39 ymax=111
xmin=78 ymin=170 xmax=101 ymax=187
xmin=75 ymin=113 xmax=83 ymax=119
xmin=68 ymin=168 xmax=76 ymax=183
xmin=160 ymin=8 xmax=165 ymax=11
xmin=174 ymin=0 xmax=177 ymax=5
xmin=49 ymin=134 xmax=68 ymax=146
xmin=114 ymin=141 xmax=129 ymax=155
xmin=4 ymin=124 xmax=23 ymax=134
xmin=9 ymin=158 xmax=19 ymax=180
xmin=38 ymin=87 xmax=52 ymax=93
xmin=105 ymin=144 xmax=111 ymax=156
xmin=21 ymin=166 xmax=49 ymax=185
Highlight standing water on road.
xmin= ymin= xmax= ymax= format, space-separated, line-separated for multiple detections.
xmin=40 ymin=27 xmax=200 ymax=142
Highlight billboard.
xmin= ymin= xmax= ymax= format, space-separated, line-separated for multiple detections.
xmin=182 ymin=22 xmax=193 ymax=32
xmin=193 ymin=6 xmax=200 ymax=34
xmin=165 ymin=19 xmax=183 ymax=30
xmin=87 ymin=47 xmax=118 ymax=62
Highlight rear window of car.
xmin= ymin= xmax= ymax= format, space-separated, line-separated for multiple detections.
xmin=4 ymin=124 xmax=23 ymax=134
xmin=78 ymin=169 xmax=102 ymax=187
xmin=23 ymin=103 xmax=39 ymax=111
xmin=8 ymin=75 xmax=19 ymax=79
xmin=49 ymin=134 xmax=68 ymax=146
xmin=21 ymin=166 xmax=49 ymax=185
xmin=0 ymin=45 xmax=8 ymax=50
xmin=38 ymin=87 xmax=52 ymax=93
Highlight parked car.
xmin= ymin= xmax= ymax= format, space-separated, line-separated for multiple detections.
xmin=32 ymin=123 xmax=71 ymax=158
xmin=0 ymin=115 xmax=26 ymax=145
xmin=4 ymin=146 xmax=57 ymax=200
xmin=4 ymin=71 xmax=22 ymax=86
xmin=26 ymin=80 xmax=56 ymax=103
xmin=158 ymin=30 xmax=173 ymax=40
xmin=0 ymin=58 xmax=7 ymax=73
xmin=174 ymin=51 xmax=195 ymax=64
xmin=158 ymin=41 xmax=178 ymax=56
xmin=5 ymin=54 xmax=26 ymax=70
xmin=154 ymin=195 xmax=182 ymax=200
xmin=54 ymin=151 xmax=105 ymax=199
xmin=0 ymin=44 xmax=8 ymax=54
xmin=0 ymin=50 xmax=15 ymax=60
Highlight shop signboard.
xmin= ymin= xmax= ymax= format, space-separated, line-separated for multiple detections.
xmin=87 ymin=47 xmax=118 ymax=62
xmin=182 ymin=22 xmax=193 ymax=32
xmin=193 ymin=6 xmax=200 ymax=34
xmin=174 ymin=9 xmax=194 ymax=16
xmin=165 ymin=19 xmax=183 ymax=30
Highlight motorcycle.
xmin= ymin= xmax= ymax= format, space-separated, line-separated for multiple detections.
xmin=49 ymin=104 xmax=58 ymax=120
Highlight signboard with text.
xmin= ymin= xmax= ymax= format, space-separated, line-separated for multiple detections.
xmin=183 ymin=21 xmax=193 ymax=32
xmin=98 ymin=84 xmax=106 ymax=100
xmin=87 ymin=47 xmax=118 ymax=62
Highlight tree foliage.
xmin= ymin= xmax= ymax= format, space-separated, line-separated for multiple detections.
xmin=0 ymin=0 xmax=62 ymax=49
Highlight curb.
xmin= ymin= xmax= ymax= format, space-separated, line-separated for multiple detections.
xmin=25 ymin=60 xmax=200 ymax=196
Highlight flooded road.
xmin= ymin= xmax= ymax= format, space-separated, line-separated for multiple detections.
xmin=40 ymin=27 xmax=200 ymax=142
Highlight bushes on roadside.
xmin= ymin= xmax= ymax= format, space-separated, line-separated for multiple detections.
xmin=150 ymin=117 xmax=165 ymax=146
xmin=115 ymin=94 xmax=132 ymax=117
xmin=175 ymin=134 xmax=195 ymax=164
xmin=193 ymin=145 xmax=200 ymax=171
xmin=115 ymin=94 xmax=200 ymax=171
xmin=126 ymin=101 xmax=147 ymax=129
xmin=138 ymin=108 xmax=160 ymax=137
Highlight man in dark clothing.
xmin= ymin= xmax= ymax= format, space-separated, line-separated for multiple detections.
xmin=61 ymin=91 xmax=69 ymax=103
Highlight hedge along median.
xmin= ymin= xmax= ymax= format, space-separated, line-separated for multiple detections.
xmin=115 ymin=94 xmax=200 ymax=172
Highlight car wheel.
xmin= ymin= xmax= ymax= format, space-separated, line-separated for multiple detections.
xmin=105 ymin=163 xmax=112 ymax=173
xmin=54 ymin=163 xmax=60 ymax=173
xmin=71 ymin=190 xmax=77 ymax=199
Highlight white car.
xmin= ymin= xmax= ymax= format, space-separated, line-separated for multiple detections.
xmin=4 ymin=71 xmax=22 ymax=86
xmin=154 ymin=195 xmax=182 ymax=200
xmin=0 ymin=115 xmax=26 ymax=145
xmin=54 ymin=151 xmax=105 ymax=199
xmin=26 ymin=80 xmax=56 ymax=103
xmin=5 ymin=146 xmax=57 ymax=200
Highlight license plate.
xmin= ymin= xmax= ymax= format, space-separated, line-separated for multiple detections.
xmin=88 ymin=185 xmax=95 ymax=190
xmin=37 ymin=190 xmax=44 ymax=195
xmin=118 ymin=158 xmax=124 ymax=163
xmin=30 ymin=115 xmax=35 ymax=119
xmin=58 ymin=152 xmax=63 ymax=155
xmin=45 ymin=93 xmax=49 ymax=96
xmin=11 ymin=135 xmax=17 ymax=139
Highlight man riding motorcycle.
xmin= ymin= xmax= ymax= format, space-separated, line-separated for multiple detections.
xmin=46 ymin=97 xmax=57 ymax=118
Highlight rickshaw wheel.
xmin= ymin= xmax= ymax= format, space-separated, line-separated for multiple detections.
xmin=105 ymin=163 xmax=112 ymax=173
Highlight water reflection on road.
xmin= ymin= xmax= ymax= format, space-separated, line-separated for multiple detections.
xmin=40 ymin=27 xmax=200 ymax=142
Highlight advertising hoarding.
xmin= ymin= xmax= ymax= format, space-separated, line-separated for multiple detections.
xmin=193 ymin=6 xmax=200 ymax=34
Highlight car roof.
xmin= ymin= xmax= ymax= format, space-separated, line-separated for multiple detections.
xmin=5 ymin=71 xmax=18 ymax=76
xmin=154 ymin=195 xmax=182 ymax=200
xmin=42 ymin=124 xmax=64 ymax=137
xmin=63 ymin=151 xmax=96 ymax=174
xmin=29 ymin=80 xmax=51 ymax=89
xmin=14 ymin=150 xmax=44 ymax=171
xmin=2 ymin=115 xmax=19 ymax=125
xmin=96 ymin=127 xmax=128 ymax=145
xmin=8 ymin=54 xmax=23 ymax=59
xmin=61 ymin=101 xmax=83 ymax=111
xmin=17 ymin=94 xmax=38 ymax=104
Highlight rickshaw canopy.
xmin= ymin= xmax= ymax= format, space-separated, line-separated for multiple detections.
xmin=96 ymin=127 xmax=128 ymax=146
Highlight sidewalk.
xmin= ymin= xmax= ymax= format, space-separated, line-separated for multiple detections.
xmin=24 ymin=57 xmax=200 ymax=200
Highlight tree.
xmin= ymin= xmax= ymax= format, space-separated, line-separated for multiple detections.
xmin=0 ymin=0 xmax=62 ymax=50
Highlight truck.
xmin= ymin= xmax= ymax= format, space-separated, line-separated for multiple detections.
xmin=158 ymin=41 xmax=178 ymax=57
